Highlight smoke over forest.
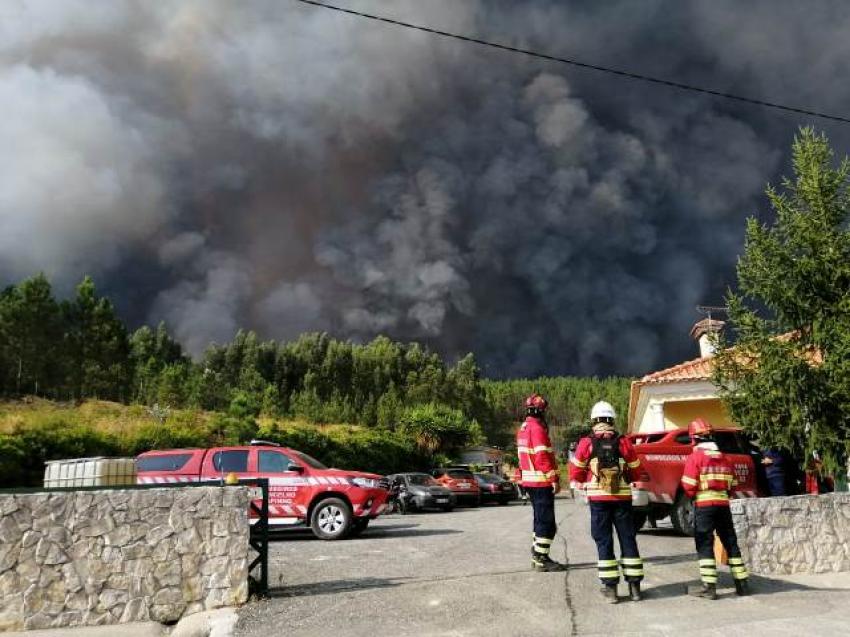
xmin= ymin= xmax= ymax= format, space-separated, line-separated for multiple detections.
xmin=2 ymin=0 xmax=849 ymax=377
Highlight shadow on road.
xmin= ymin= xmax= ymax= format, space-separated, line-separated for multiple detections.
xmin=643 ymin=573 xmax=850 ymax=600
xmin=566 ymin=553 xmax=694 ymax=572
xmin=269 ymin=525 xmax=462 ymax=542
xmin=270 ymin=576 xmax=413 ymax=598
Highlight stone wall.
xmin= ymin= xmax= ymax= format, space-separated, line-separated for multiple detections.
xmin=0 ymin=486 xmax=250 ymax=632
xmin=731 ymin=492 xmax=850 ymax=575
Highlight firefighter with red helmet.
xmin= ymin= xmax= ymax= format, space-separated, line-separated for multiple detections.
xmin=517 ymin=393 xmax=565 ymax=572
xmin=681 ymin=418 xmax=750 ymax=599
xmin=570 ymin=401 xmax=644 ymax=603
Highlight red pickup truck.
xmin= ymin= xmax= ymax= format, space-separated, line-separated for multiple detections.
xmin=135 ymin=441 xmax=389 ymax=540
xmin=628 ymin=427 xmax=760 ymax=535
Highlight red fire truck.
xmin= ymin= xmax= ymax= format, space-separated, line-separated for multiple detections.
xmin=135 ymin=440 xmax=389 ymax=540
xmin=627 ymin=427 xmax=760 ymax=535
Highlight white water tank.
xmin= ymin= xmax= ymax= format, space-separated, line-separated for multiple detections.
xmin=43 ymin=457 xmax=137 ymax=488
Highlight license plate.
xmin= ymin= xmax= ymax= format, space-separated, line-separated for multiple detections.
xmin=436 ymin=498 xmax=448 ymax=503
xmin=457 ymin=484 xmax=469 ymax=489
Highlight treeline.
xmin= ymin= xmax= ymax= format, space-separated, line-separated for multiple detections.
xmin=481 ymin=377 xmax=632 ymax=449
xmin=1 ymin=274 xmax=632 ymax=467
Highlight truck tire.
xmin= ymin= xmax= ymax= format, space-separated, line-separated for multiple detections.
xmin=670 ymin=493 xmax=695 ymax=536
xmin=632 ymin=510 xmax=648 ymax=532
xmin=347 ymin=518 xmax=369 ymax=538
xmin=310 ymin=498 xmax=352 ymax=540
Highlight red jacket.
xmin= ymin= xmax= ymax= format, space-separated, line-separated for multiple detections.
xmin=681 ymin=444 xmax=737 ymax=507
xmin=569 ymin=434 xmax=641 ymax=502
xmin=517 ymin=416 xmax=559 ymax=488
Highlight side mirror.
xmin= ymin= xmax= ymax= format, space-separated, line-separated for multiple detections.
xmin=289 ymin=464 xmax=304 ymax=474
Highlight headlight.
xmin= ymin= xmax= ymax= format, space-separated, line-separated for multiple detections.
xmin=351 ymin=477 xmax=378 ymax=488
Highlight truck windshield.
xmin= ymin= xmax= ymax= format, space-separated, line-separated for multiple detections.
xmin=291 ymin=451 xmax=328 ymax=470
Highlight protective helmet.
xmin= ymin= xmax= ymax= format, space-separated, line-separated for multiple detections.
xmin=689 ymin=418 xmax=712 ymax=439
xmin=524 ymin=394 xmax=548 ymax=413
xmin=590 ymin=401 xmax=616 ymax=423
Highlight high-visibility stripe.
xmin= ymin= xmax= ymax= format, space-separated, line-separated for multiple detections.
xmin=681 ymin=476 xmax=698 ymax=486
xmin=571 ymin=458 xmax=588 ymax=469
xmin=700 ymin=472 xmax=734 ymax=481
xmin=598 ymin=559 xmax=619 ymax=567
xmin=531 ymin=445 xmax=553 ymax=453
xmin=696 ymin=490 xmax=729 ymax=502
xmin=599 ymin=569 xmax=620 ymax=579
xmin=699 ymin=568 xmax=717 ymax=576
xmin=620 ymin=557 xmax=643 ymax=565
xmin=699 ymin=559 xmax=716 ymax=566
xmin=622 ymin=568 xmax=643 ymax=577
xmin=701 ymin=575 xmax=718 ymax=584
xmin=534 ymin=537 xmax=553 ymax=546
xmin=728 ymin=557 xmax=744 ymax=565
xmin=627 ymin=459 xmax=641 ymax=469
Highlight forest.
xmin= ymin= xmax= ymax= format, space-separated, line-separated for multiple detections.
xmin=0 ymin=274 xmax=631 ymax=484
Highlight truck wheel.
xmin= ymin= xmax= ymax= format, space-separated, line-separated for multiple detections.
xmin=347 ymin=518 xmax=369 ymax=538
xmin=632 ymin=510 xmax=648 ymax=532
xmin=670 ymin=493 xmax=695 ymax=536
xmin=311 ymin=498 xmax=352 ymax=540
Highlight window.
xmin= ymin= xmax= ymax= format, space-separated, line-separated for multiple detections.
xmin=290 ymin=451 xmax=328 ymax=470
xmin=675 ymin=433 xmax=692 ymax=445
xmin=212 ymin=450 xmax=249 ymax=473
xmin=258 ymin=451 xmax=291 ymax=473
xmin=137 ymin=453 xmax=193 ymax=472
xmin=448 ymin=470 xmax=473 ymax=479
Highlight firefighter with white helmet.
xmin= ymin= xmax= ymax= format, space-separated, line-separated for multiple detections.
xmin=517 ymin=393 xmax=565 ymax=572
xmin=682 ymin=418 xmax=750 ymax=599
xmin=570 ymin=401 xmax=644 ymax=603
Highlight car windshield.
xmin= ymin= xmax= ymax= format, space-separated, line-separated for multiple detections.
xmin=407 ymin=474 xmax=438 ymax=486
xmin=447 ymin=470 xmax=473 ymax=479
xmin=475 ymin=473 xmax=500 ymax=483
xmin=291 ymin=451 xmax=328 ymax=470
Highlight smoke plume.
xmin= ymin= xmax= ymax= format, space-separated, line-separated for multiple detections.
xmin=2 ymin=0 xmax=849 ymax=376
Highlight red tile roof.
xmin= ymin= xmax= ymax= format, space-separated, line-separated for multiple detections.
xmin=639 ymin=355 xmax=714 ymax=383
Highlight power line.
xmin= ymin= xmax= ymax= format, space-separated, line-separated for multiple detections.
xmin=294 ymin=0 xmax=850 ymax=125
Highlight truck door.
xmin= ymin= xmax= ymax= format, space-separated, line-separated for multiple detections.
xmin=201 ymin=449 xmax=250 ymax=480
xmin=258 ymin=449 xmax=307 ymax=523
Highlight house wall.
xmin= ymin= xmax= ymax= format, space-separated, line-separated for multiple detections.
xmin=663 ymin=398 xmax=734 ymax=430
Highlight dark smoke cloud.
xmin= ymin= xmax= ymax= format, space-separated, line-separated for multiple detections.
xmin=2 ymin=0 xmax=849 ymax=377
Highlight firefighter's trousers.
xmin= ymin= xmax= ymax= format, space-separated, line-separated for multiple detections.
xmin=694 ymin=505 xmax=748 ymax=585
xmin=589 ymin=500 xmax=643 ymax=585
xmin=527 ymin=486 xmax=556 ymax=558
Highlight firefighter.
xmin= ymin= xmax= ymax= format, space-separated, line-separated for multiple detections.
xmin=681 ymin=418 xmax=750 ymax=599
xmin=517 ymin=393 xmax=565 ymax=572
xmin=570 ymin=401 xmax=644 ymax=603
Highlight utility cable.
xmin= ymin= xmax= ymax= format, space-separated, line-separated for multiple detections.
xmin=293 ymin=0 xmax=850 ymax=124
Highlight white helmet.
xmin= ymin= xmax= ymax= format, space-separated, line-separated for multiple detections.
xmin=590 ymin=401 xmax=616 ymax=422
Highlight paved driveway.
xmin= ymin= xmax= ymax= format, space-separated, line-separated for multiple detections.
xmin=235 ymin=498 xmax=850 ymax=637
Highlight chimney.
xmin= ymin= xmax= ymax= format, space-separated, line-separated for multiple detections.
xmin=689 ymin=318 xmax=725 ymax=358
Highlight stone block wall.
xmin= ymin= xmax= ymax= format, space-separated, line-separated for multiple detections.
xmin=731 ymin=492 xmax=850 ymax=575
xmin=0 ymin=486 xmax=250 ymax=632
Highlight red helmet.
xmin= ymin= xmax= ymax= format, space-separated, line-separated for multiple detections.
xmin=689 ymin=418 xmax=712 ymax=438
xmin=524 ymin=394 xmax=548 ymax=412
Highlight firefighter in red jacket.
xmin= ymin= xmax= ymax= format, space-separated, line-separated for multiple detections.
xmin=570 ymin=401 xmax=644 ymax=603
xmin=517 ymin=394 xmax=565 ymax=572
xmin=681 ymin=418 xmax=750 ymax=599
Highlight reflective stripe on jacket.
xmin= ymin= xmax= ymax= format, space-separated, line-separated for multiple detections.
xmin=568 ymin=434 xmax=641 ymax=502
xmin=516 ymin=416 xmax=559 ymax=488
xmin=681 ymin=444 xmax=737 ymax=507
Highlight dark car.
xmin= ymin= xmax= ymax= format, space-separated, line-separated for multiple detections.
xmin=431 ymin=468 xmax=481 ymax=506
xmin=474 ymin=472 xmax=516 ymax=505
xmin=386 ymin=473 xmax=456 ymax=512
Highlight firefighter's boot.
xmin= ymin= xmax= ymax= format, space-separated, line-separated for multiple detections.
xmin=600 ymin=584 xmax=619 ymax=604
xmin=628 ymin=581 xmax=642 ymax=602
xmin=734 ymin=579 xmax=750 ymax=596
xmin=532 ymin=555 xmax=566 ymax=572
xmin=690 ymin=583 xmax=717 ymax=600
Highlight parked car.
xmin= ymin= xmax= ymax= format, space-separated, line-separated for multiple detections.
xmin=136 ymin=440 xmax=389 ymax=540
xmin=474 ymin=472 xmax=515 ymax=505
xmin=385 ymin=473 xmax=455 ymax=512
xmin=430 ymin=468 xmax=481 ymax=506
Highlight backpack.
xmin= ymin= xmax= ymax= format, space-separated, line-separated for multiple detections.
xmin=591 ymin=435 xmax=622 ymax=494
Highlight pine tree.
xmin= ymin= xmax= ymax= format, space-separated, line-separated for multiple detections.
xmin=713 ymin=128 xmax=850 ymax=470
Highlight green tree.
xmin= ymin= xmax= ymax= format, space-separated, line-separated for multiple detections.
xmin=397 ymin=403 xmax=483 ymax=456
xmin=0 ymin=274 xmax=63 ymax=396
xmin=62 ymin=277 xmax=131 ymax=401
xmin=713 ymin=128 xmax=850 ymax=470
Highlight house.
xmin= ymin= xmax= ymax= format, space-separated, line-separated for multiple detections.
xmin=458 ymin=446 xmax=505 ymax=472
xmin=628 ymin=319 xmax=734 ymax=433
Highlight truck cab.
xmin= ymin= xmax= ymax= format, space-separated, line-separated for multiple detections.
xmin=627 ymin=427 xmax=759 ymax=535
xmin=136 ymin=441 xmax=389 ymax=540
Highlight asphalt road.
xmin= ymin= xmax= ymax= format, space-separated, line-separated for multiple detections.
xmin=235 ymin=497 xmax=850 ymax=637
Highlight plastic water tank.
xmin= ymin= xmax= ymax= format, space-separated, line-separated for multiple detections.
xmin=43 ymin=457 xmax=137 ymax=488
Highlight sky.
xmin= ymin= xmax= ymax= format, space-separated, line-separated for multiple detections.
xmin=2 ymin=0 xmax=849 ymax=378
